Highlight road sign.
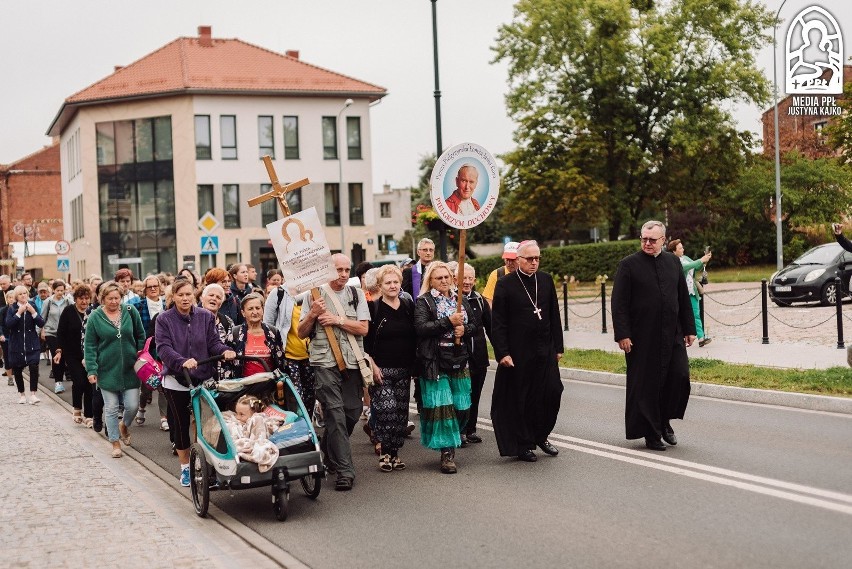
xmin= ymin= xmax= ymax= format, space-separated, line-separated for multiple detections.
xmin=388 ymin=240 xmax=397 ymax=255
xmin=197 ymin=211 xmax=219 ymax=234
xmin=201 ymin=235 xmax=219 ymax=254
xmin=57 ymin=256 xmax=70 ymax=272
xmin=55 ymin=240 xmax=71 ymax=255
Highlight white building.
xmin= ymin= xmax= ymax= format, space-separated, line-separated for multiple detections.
xmin=373 ymin=184 xmax=412 ymax=259
xmin=47 ymin=26 xmax=386 ymax=280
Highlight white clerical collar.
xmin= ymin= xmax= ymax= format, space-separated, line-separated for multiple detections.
xmin=518 ymin=268 xmax=536 ymax=277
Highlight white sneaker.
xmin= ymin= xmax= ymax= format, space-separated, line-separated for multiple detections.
xmin=18 ymin=394 xmax=26 ymax=404
xmin=29 ymin=393 xmax=40 ymax=405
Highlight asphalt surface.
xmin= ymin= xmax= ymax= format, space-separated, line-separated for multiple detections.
xmin=39 ymin=362 xmax=852 ymax=569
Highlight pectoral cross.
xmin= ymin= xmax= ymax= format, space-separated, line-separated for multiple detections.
xmin=533 ymin=306 xmax=542 ymax=320
xmin=249 ymin=156 xmax=346 ymax=371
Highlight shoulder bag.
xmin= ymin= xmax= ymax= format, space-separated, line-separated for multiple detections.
xmin=322 ymin=285 xmax=374 ymax=387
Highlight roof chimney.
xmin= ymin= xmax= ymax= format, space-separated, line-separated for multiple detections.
xmin=285 ymin=50 xmax=300 ymax=60
xmin=198 ymin=25 xmax=213 ymax=47
xmin=114 ymin=65 xmax=124 ymax=72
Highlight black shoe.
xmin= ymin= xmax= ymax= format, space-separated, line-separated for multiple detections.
xmin=662 ymin=423 xmax=677 ymax=446
xmin=49 ymin=370 xmax=54 ymax=379
xmin=466 ymin=432 xmax=483 ymax=444
xmin=698 ymin=337 xmax=712 ymax=347
xmin=334 ymin=477 xmax=354 ymax=491
xmin=645 ymin=437 xmax=666 ymax=451
xmin=517 ymin=450 xmax=537 ymax=462
xmin=459 ymin=434 xmax=469 ymax=448
xmin=92 ymin=417 xmax=103 ymax=433
xmin=538 ymin=440 xmax=559 ymax=456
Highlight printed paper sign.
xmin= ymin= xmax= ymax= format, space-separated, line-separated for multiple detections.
xmin=430 ymin=143 xmax=500 ymax=230
xmin=267 ymin=207 xmax=337 ymax=294
xmin=786 ymin=5 xmax=844 ymax=95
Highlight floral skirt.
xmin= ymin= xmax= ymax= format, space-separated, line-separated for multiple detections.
xmin=418 ymin=369 xmax=471 ymax=450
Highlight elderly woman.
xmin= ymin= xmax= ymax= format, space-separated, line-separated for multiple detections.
xmin=0 ymin=290 xmax=16 ymax=386
xmin=41 ymin=279 xmax=73 ymax=394
xmin=204 ymin=267 xmax=239 ymax=325
xmin=155 ymin=278 xmax=235 ymax=486
xmin=668 ymin=239 xmax=713 ymax=347
xmin=226 ymin=293 xmax=286 ymax=378
xmin=414 ymin=261 xmax=478 ymax=474
xmin=461 ymin=263 xmax=491 ymax=444
xmin=54 ymin=284 xmax=93 ymax=426
xmin=6 ymin=285 xmax=45 ymax=404
xmin=365 ymin=264 xmax=417 ymax=472
xmin=84 ymin=281 xmax=145 ymax=458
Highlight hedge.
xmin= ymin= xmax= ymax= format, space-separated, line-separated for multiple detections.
xmin=467 ymin=240 xmax=641 ymax=284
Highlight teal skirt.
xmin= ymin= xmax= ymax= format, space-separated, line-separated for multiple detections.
xmin=419 ymin=369 xmax=471 ymax=450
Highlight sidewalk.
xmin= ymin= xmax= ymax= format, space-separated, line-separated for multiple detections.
xmin=564 ymin=329 xmax=848 ymax=370
xmin=0 ymin=381 xmax=302 ymax=569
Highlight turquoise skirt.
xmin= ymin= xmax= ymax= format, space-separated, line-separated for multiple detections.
xmin=419 ymin=369 xmax=471 ymax=450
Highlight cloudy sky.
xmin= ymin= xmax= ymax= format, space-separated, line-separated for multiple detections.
xmin=0 ymin=0 xmax=847 ymax=189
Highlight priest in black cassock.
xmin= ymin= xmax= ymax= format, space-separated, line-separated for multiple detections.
xmin=491 ymin=240 xmax=564 ymax=462
xmin=611 ymin=220 xmax=697 ymax=451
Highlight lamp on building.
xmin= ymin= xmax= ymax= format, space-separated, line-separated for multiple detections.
xmin=338 ymin=98 xmax=354 ymax=256
xmin=772 ymin=0 xmax=789 ymax=270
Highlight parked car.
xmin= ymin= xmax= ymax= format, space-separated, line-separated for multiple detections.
xmin=768 ymin=242 xmax=852 ymax=306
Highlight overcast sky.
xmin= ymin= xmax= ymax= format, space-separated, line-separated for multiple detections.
xmin=0 ymin=0 xmax=847 ymax=190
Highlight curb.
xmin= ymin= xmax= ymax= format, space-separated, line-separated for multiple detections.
xmin=556 ymin=367 xmax=852 ymax=415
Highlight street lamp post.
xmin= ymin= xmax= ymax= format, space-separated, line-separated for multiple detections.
xmin=431 ymin=0 xmax=448 ymax=261
xmin=337 ymin=98 xmax=354 ymax=256
xmin=772 ymin=0 xmax=789 ymax=271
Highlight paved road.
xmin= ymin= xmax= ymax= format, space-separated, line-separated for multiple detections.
xmin=37 ymin=363 xmax=852 ymax=569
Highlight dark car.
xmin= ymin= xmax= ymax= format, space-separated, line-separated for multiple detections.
xmin=769 ymin=242 xmax=852 ymax=306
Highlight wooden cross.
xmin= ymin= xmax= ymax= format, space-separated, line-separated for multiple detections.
xmin=247 ymin=156 xmax=310 ymax=217
xmin=249 ymin=155 xmax=346 ymax=371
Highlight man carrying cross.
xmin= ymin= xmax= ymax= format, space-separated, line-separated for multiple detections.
xmin=490 ymin=240 xmax=564 ymax=462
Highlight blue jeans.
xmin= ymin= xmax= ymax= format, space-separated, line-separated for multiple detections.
xmin=101 ymin=388 xmax=140 ymax=443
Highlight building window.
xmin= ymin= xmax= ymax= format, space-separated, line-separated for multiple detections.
xmin=348 ymin=183 xmax=364 ymax=226
xmin=223 ymin=184 xmax=240 ymax=228
xmin=258 ymin=116 xmax=274 ymax=159
xmin=197 ymin=185 xmax=214 ymax=219
xmin=195 ymin=115 xmax=211 ymax=159
xmin=378 ymin=234 xmax=395 ymax=254
xmin=325 ymin=183 xmax=340 ymax=226
xmin=322 ymin=116 xmax=337 ymax=159
xmin=346 ymin=117 xmax=362 ymax=159
xmin=380 ymin=202 xmax=391 ymax=218
xmin=814 ymin=120 xmax=828 ymax=137
xmin=96 ymin=116 xmax=176 ymax=275
xmin=283 ymin=116 xmax=299 ymax=159
xmin=220 ymin=115 xmax=237 ymax=159
xmin=287 ymin=188 xmax=302 ymax=213
xmin=225 ymin=253 xmax=238 ymax=268
xmin=260 ymin=184 xmax=278 ymax=226
xmin=71 ymin=195 xmax=84 ymax=241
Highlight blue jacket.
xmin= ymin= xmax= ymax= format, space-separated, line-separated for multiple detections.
xmin=4 ymin=301 xmax=45 ymax=368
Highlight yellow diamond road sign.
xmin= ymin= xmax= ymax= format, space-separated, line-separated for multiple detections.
xmin=197 ymin=212 xmax=219 ymax=234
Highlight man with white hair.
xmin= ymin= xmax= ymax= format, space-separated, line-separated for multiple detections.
xmin=298 ymin=253 xmax=370 ymax=491
xmin=611 ymin=220 xmax=696 ymax=451
xmin=401 ymin=238 xmax=435 ymax=297
xmin=491 ymin=240 xmax=564 ymax=462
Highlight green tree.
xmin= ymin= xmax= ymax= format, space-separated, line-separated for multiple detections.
xmin=827 ymin=79 xmax=852 ymax=164
xmin=493 ymin=0 xmax=774 ymax=240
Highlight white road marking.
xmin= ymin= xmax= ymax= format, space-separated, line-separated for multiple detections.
xmin=411 ymin=404 xmax=852 ymax=515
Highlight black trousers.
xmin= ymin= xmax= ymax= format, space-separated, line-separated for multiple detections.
xmin=465 ymin=365 xmax=487 ymax=435
xmin=44 ymin=336 xmax=65 ymax=382
xmin=13 ymin=363 xmax=39 ymax=392
xmin=163 ymin=388 xmax=193 ymax=451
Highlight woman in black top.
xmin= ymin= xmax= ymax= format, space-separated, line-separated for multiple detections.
xmin=53 ymin=284 xmax=93 ymax=426
xmin=365 ymin=264 xmax=417 ymax=472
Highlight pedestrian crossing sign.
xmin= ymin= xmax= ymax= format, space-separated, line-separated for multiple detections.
xmin=200 ymin=236 xmax=219 ymax=254
xmin=57 ymin=256 xmax=70 ymax=272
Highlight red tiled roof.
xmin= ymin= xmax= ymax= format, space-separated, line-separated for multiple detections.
xmin=48 ymin=30 xmax=386 ymax=135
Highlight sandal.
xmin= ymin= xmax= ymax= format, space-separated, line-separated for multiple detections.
xmin=73 ymin=410 xmax=83 ymax=424
xmin=334 ymin=477 xmax=354 ymax=491
xmin=391 ymin=456 xmax=406 ymax=471
xmin=379 ymin=454 xmax=393 ymax=472
xmin=118 ymin=422 xmax=132 ymax=446
xmin=135 ymin=408 xmax=146 ymax=425
xmin=160 ymin=418 xmax=170 ymax=431
xmin=84 ymin=418 xmax=93 ymax=429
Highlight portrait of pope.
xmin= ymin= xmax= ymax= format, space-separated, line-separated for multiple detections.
xmin=445 ymin=163 xmax=481 ymax=215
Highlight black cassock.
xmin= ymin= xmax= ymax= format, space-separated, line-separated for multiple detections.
xmin=611 ymin=251 xmax=696 ymax=440
xmin=491 ymin=270 xmax=564 ymax=456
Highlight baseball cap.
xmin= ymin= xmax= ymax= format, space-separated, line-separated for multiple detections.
xmin=502 ymin=241 xmax=520 ymax=259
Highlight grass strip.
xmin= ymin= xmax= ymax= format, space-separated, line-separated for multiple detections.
xmin=559 ymin=348 xmax=852 ymax=398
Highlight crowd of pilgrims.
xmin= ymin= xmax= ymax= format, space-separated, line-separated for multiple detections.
xmin=1 ymin=246 xmax=563 ymax=488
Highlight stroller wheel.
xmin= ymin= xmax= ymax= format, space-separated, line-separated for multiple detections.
xmin=189 ymin=443 xmax=210 ymax=517
xmin=300 ymin=473 xmax=322 ymax=499
xmin=273 ymin=489 xmax=289 ymax=521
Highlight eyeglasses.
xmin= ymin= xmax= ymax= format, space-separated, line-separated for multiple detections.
xmin=640 ymin=237 xmax=664 ymax=244
xmin=432 ymin=275 xmax=451 ymax=281
xmin=146 ymin=285 xmax=160 ymax=289
xmin=518 ymin=256 xmax=541 ymax=262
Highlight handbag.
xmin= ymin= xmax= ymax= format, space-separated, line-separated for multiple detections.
xmin=321 ymin=285 xmax=374 ymax=387
xmin=134 ymin=336 xmax=163 ymax=390
xmin=437 ymin=342 xmax=468 ymax=373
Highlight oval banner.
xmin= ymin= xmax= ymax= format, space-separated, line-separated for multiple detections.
xmin=430 ymin=142 xmax=499 ymax=230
